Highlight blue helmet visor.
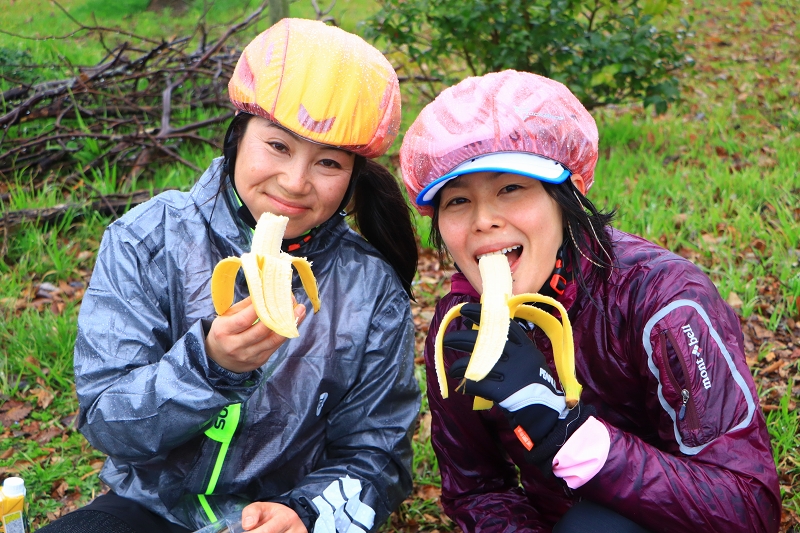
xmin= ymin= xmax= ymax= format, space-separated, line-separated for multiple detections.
xmin=416 ymin=152 xmax=572 ymax=206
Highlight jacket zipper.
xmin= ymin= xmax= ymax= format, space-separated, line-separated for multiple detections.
xmin=659 ymin=331 xmax=700 ymax=430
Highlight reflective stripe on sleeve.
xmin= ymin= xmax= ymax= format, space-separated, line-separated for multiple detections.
xmin=642 ymin=299 xmax=756 ymax=455
xmin=311 ymin=476 xmax=375 ymax=533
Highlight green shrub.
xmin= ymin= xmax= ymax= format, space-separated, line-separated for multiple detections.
xmin=365 ymin=0 xmax=691 ymax=113
xmin=0 ymin=47 xmax=37 ymax=87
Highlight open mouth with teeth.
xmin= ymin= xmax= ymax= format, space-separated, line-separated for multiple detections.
xmin=476 ymin=245 xmax=523 ymax=268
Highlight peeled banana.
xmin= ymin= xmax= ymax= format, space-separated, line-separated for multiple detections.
xmin=210 ymin=212 xmax=320 ymax=338
xmin=434 ymin=253 xmax=582 ymax=409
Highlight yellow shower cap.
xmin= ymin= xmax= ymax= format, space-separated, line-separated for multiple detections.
xmin=228 ymin=18 xmax=401 ymax=158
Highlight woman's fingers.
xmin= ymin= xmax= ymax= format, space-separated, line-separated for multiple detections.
xmin=206 ymin=297 xmax=310 ymax=373
xmin=219 ymin=297 xmax=260 ymax=334
xmin=241 ymin=502 xmax=307 ymax=533
xmin=223 ymin=297 xmax=307 ymax=338
xmin=224 ymin=295 xmax=253 ymax=315
xmin=294 ymin=301 xmax=307 ymax=327
xmin=234 ymin=302 xmax=306 ymax=347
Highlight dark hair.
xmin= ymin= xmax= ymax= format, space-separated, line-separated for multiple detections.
xmin=546 ymin=179 xmax=616 ymax=295
xmin=220 ymin=113 xmax=418 ymax=298
xmin=220 ymin=112 xmax=253 ymax=187
xmin=350 ymin=159 xmax=418 ymax=298
xmin=429 ymin=177 xmax=615 ymax=297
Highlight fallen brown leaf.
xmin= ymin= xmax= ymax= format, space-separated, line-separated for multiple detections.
xmin=29 ymin=388 xmax=54 ymax=409
xmin=51 ymin=480 xmax=69 ymax=499
xmin=418 ymin=412 xmax=432 ymax=443
xmin=727 ymin=292 xmax=743 ymax=309
xmin=34 ymin=427 xmax=62 ymax=445
xmin=415 ymin=484 xmax=441 ymax=501
xmin=0 ymin=404 xmax=33 ymax=426
xmin=760 ymin=360 xmax=787 ymax=374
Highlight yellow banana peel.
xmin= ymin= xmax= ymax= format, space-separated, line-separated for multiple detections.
xmin=434 ymin=253 xmax=582 ymax=409
xmin=210 ymin=212 xmax=320 ymax=338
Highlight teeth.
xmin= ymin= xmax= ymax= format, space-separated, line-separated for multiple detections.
xmin=476 ymin=245 xmax=521 ymax=261
xmin=210 ymin=212 xmax=321 ymax=338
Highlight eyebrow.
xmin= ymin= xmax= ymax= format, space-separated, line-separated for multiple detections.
xmin=442 ymin=171 xmax=510 ymax=191
xmin=266 ymin=123 xmax=351 ymax=154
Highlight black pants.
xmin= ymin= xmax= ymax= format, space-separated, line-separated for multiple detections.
xmin=37 ymin=494 xmax=647 ymax=533
xmin=35 ymin=493 xmax=192 ymax=533
xmin=554 ymin=500 xmax=652 ymax=533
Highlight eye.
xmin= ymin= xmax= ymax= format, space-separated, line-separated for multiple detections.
xmin=500 ymin=183 xmax=522 ymax=194
xmin=443 ymin=196 xmax=468 ymax=208
xmin=268 ymin=141 xmax=289 ymax=154
xmin=319 ymin=158 xmax=343 ymax=169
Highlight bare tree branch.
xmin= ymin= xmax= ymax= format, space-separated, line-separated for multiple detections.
xmin=0 ymin=3 xmax=269 ymax=191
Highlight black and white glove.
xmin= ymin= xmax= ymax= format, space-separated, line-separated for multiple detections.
xmin=445 ymin=303 xmax=594 ymax=470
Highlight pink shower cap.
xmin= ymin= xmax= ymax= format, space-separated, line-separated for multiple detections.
xmin=400 ymin=70 xmax=598 ymax=216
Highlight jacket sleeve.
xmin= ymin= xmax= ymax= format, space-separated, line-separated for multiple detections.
xmin=271 ymin=288 xmax=421 ymax=533
xmin=75 ymin=224 xmax=259 ymax=461
xmin=578 ymin=260 xmax=781 ymax=533
xmin=425 ymin=295 xmax=553 ymax=533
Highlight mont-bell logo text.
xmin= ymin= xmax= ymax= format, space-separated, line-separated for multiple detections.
xmin=682 ymin=324 xmax=712 ymax=390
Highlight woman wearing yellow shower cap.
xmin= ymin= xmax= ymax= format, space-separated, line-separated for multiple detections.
xmin=39 ymin=18 xmax=420 ymax=533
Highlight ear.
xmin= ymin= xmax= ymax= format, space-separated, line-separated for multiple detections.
xmin=570 ymin=173 xmax=587 ymax=195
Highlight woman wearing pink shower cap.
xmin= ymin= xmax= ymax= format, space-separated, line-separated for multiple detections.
xmin=401 ymin=70 xmax=779 ymax=533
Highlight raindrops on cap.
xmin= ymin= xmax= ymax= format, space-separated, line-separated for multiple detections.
xmin=228 ymin=18 xmax=401 ymax=158
xmin=400 ymin=70 xmax=599 ymax=216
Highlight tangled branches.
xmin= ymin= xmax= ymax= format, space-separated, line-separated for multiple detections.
xmin=0 ymin=4 xmax=269 ymax=190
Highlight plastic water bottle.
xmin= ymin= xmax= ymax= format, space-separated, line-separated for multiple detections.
xmin=0 ymin=477 xmax=29 ymax=533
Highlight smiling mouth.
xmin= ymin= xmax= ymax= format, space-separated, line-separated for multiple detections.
xmin=476 ymin=245 xmax=523 ymax=265
xmin=267 ymin=194 xmax=308 ymax=211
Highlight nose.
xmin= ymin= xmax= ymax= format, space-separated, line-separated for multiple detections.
xmin=471 ymin=200 xmax=504 ymax=233
xmin=277 ymin=159 xmax=311 ymax=196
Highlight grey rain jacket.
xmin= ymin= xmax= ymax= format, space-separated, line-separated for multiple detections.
xmin=74 ymin=158 xmax=421 ymax=531
xmin=426 ymin=229 xmax=780 ymax=533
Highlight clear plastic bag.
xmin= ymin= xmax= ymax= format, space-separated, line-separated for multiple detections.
xmin=192 ymin=516 xmax=245 ymax=533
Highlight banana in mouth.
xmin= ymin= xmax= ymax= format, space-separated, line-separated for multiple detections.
xmin=434 ymin=253 xmax=581 ymax=409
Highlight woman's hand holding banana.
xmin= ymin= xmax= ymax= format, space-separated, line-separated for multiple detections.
xmin=206 ymin=213 xmax=320 ymax=372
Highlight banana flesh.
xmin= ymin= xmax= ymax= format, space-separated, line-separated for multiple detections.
xmin=434 ymin=253 xmax=582 ymax=409
xmin=463 ymin=254 xmax=514 ymax=382
xmin=210 ymin=212 xmax=321 ymax=338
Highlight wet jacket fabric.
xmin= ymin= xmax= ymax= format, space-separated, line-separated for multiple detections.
xmin=74 ymin=158 xmax=420 ymax=531
xmin=425 ymin=229 xmax=780 ymax=533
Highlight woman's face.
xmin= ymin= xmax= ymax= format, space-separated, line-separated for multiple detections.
xmin=234 ymin=116 xmax=355 ymax=239
xmin=437 ymin=171 xmax=564 ymax=295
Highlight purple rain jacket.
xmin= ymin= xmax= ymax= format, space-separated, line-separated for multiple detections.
xmin=424 ymin=228 xmax=780 ymax=533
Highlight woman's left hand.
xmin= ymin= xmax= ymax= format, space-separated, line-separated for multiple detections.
xmin=240 ymin=502 xmax=307 ymax=533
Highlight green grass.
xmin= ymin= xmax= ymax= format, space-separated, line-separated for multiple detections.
xmin=1 ymin=0 xmax=798 ymax=530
